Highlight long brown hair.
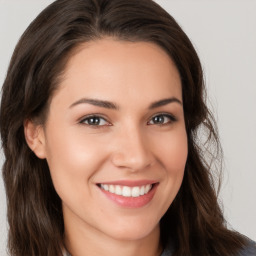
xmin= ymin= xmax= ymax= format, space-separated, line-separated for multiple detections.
xmin=0 ymin=0 xmax=246 ymax=255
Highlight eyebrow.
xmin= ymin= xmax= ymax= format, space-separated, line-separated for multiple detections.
xmin=69 ymin=97 xmax=182 ymax=110
xmin=69 ymin=98 xmax=119 ymax=110
xmin=149 ymin=98 xmax=182 ymax=109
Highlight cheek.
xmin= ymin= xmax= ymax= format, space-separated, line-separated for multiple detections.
xmin=148 ymin=128 xmax=187 ymax=217
xmin=44 ymin=126 xmax=106 ymax=198
xmin=154 ymin=128 xmax=188 ymax=173
xmin=45 ymin=125 xmax=103 ymax=169
xmin=154 ymin=127 xmax=187 ymax=201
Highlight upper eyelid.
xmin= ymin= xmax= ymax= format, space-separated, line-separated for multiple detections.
xmin=79 ymin=113 xmax=108 ymax=121
xmin=147 ymin=113 xmax=177 ymax=124
xmin=78 ymin=114 xmax=110 ymax=126
xmin=149 ymin=112 xmax=176 ymax=120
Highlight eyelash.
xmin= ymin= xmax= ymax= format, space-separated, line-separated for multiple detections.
xmin=147 ymin=113 xmax=177 ymax=125
xmin=79 ymin=113 xmax=177 ymax=128
xmin=79 ymin=115 xmax=110 ymax=127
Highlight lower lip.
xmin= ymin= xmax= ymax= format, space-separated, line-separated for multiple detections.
xmin=99 ymin=184 xmax=158 ymax=208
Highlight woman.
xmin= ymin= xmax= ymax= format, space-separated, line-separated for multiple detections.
xmin=0 ymin=0 xmax=255 ymax=255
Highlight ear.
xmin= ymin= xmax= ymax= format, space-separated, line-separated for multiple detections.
xmin=24 ymin=119 xmax=47 ymax=159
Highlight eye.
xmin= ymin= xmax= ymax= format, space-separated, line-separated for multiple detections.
xmin=148 ymin=114 xmax=176 ymax=125
xmin=79 ymin=115 xmax=110 ymax=126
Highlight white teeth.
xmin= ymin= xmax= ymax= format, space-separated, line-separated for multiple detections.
xmin=100 ymin=184 xmax=153 ymax=197
xmin=115 ymin=185 xmax=122 ymax=195
xmin=103 ymin=184 xmax=109 ymax=191
xmin=140 ymin=186 xmax=145 ymax=196
xmin=109 ymin=185 xmax=115 ymax=193
xmin=122 ymin=186 xmax=131 ymax=197
xmin=131 ymin=186 xmax=140 ymax=197
xmin=145 ymin=184 xmax=151 ymax=194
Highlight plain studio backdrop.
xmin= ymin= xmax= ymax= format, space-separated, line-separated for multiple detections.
xmin=0 ymin=0 xmax=255 ymax=255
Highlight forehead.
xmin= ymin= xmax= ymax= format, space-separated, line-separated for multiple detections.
xmin=53 ymin=38 xmax=182 ymax=107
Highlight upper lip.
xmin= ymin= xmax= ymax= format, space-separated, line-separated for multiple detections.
xmin=96 ymin=180 xmax=158 ymax=187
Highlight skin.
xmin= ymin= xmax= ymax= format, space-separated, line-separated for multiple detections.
xmin=25 ymin=39 xmax=188 ymax=256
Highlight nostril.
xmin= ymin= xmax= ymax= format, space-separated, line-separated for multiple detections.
xmin=111 ymin=151 xmax=154 ymax=171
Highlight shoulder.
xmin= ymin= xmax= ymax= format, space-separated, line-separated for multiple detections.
xmin=236 ymin=239 xmax=256 ymax=256
xmin=160 ymin=237 xmax=256 ymax=256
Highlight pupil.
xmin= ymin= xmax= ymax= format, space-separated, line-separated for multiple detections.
xmin=154 ymin=115 xmax=164 ymax=124
xmin=89 ymin=117 xmax=99 ymax=125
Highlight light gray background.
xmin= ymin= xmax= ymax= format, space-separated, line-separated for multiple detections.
xmin=0 ymin=1 xmax=256 ymax=255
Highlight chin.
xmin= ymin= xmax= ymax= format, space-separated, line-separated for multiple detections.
xmin=102 ymin=220 xmax=160 ymax=242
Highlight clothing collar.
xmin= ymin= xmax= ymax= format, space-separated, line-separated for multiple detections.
xmin=63 ymin=239 xmax=174 ymax=256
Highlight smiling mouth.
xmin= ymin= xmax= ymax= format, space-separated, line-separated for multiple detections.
xmin=97 ymin=183 xmax=155 ymax=197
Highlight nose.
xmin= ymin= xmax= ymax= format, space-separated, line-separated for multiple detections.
xmin=111 ymin=126 xmax=155 ymax=172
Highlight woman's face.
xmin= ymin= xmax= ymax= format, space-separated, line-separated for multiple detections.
xmin=38 ymin=39 xmax=187 ymax=242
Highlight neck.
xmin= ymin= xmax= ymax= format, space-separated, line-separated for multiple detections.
xmin=64 ymin=219 xmax=162 ymax=256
